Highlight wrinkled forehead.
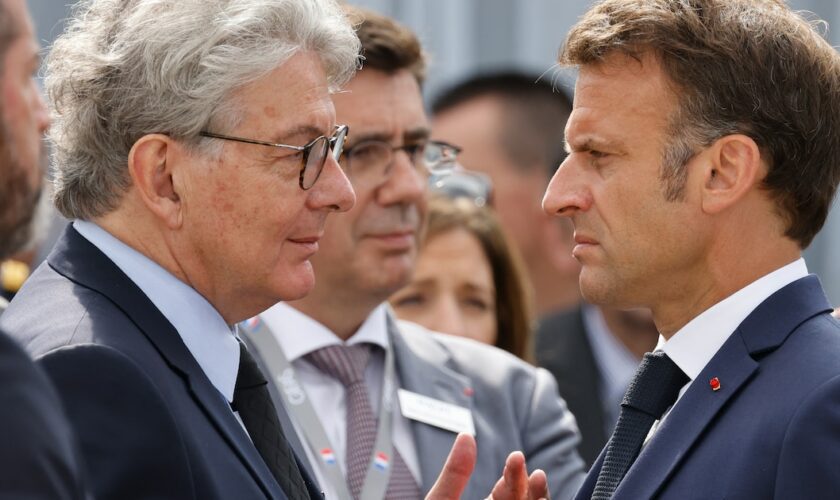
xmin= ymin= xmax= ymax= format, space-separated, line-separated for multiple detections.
xmin=573 ymin=55 xmax=676 ymax=122
xmin=565 ymin=54 xmax=678 ymax=156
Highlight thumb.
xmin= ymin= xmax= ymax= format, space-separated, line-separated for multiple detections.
xmin=425 ymin=433 xmax=477 ymax=500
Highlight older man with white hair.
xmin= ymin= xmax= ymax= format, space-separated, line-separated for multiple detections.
xmin=1 ymin=0 xmax=359 ymax=498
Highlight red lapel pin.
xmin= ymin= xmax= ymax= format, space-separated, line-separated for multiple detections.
xmin=463 ymin=387 xmax=474 ymax=397
xmin=709 ymin=377 xmax=721 ymax=391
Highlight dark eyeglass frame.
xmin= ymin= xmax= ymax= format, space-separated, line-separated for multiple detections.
xmin=199 ymin=124 xmax=349 ymax=190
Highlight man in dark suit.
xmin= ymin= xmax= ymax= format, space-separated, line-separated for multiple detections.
xmin=536 ymin=305 xmax=657 ymax=467
xmin=543 ymin=0 xmax=840 ymax=498
xmin=243 ymin=7 xmax=585 ymax=500
xmin=0 ymin=0 xmax=361 ymax=498
xmin=0 ymin=0 xmax=86 ymax=497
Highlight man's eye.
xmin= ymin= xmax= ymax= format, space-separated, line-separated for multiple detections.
xmin=275 ymin=150 xmax=303 ymax=162
xmin=350 ymin=144 xmax=379 ymax=160
xmin=589 ymin=150 xmax=609 ymax=159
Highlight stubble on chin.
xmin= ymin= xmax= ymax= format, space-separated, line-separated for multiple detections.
xmin=0 ymin=135 xmax=44 ymax=259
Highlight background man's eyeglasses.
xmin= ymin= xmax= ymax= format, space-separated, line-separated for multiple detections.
xmin=340 ymin=139 xmax=461 ymax=187
xmin=199 ymin=125 xmax=349 ymax=190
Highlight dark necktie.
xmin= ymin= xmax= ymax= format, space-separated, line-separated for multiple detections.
xmin=591 ymin=351 xmax=689 ymax=500
xmin=307 ymin=344 xmax=421 ymax=500
xmin=233 ymin=342 xmax=311 ymax=500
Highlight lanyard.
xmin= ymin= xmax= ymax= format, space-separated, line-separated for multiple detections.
xmin=242 ymin=317 xmax=397 ymax=500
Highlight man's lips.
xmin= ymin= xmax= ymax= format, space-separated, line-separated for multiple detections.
xmin=288 ymin=235 xmax=321 ymax=253
xmin=365 ymin=229 xmax=416 ymax=249
xmin=572 ymin=233 xmax=599 ymax=257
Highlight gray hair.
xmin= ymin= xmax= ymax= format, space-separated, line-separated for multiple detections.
xmin=47 ymin=0 xmax=361 ymax=219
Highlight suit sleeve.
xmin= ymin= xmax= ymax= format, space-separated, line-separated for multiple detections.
xmin=0 ymin=332 xmax=87 ymax=500
xmin=39 ymin=343 xmax=195 ymax=500
xmin=775 ymin=372 xmax=840 ymax=500
xmin=520 ymin=367 xmax=587 ymax=500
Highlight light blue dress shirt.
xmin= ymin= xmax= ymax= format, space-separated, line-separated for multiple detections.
xmin=73 ymin=220 xmax=241 ymax=403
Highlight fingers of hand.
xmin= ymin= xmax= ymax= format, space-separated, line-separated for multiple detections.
xmin=425 ymin=433 xmax=477 ymax=500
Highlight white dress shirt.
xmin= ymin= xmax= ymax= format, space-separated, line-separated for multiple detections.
xmin=259 ymin=302 xmax=421 ymax=499
xmin=73 ymin=220 xmax=241 ymax=403
xmin=583 ymin=304 xmax=641 ymax=437
xmin=649 ymin=258 xmax=808 ymax=436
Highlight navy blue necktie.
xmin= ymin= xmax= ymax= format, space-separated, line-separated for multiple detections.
xmin=591 ymin=351 xmax=689 ymax=499
xmin=233 ymin=342 xmax=311 ymax=499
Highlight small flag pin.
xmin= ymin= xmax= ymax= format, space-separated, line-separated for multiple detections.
xmin=710 ymin=377 xmax=721 ymax=391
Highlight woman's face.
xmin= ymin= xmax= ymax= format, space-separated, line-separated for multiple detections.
xmin=390 ymin=228 xmax=498 ymax=345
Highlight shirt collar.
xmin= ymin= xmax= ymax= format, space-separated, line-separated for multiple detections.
xmin=73 ymin=220 xmax=241 ymax=402
xmin=659 ymin=258 xmax=808 ymax=381
xmin=259 ymin=302 xmax=390 ymax=362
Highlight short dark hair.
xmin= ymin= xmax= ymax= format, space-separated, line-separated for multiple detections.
xmin=344 ymin=5 xmax=426 ymax=84
xmin=561 ymin=0 xmax=840 ymax=248
xmin=432 ymin=71 xmax=573 ymax=177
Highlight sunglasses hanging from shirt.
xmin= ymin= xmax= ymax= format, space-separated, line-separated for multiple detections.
xmin=428 ymin=168 xmax=494 ymax=207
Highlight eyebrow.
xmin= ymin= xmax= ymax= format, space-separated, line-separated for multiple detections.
xmin=348 ymin=127 xmax=431 ymax=145
xmin=273 ymin=124 xmax=331 ymax=144
xmin=564 ymin=137 xmax=625 ymax=155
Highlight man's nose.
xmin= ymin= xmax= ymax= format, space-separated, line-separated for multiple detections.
xmin=542 ymin=157 xmax=591 ymax=218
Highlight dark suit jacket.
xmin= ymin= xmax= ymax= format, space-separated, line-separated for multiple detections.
xmin=0 ymin=328 xmax=86 ymax=499
xmin=536 ymin=307 xmax=608 ymax=467
xmin=575 ymin=276 xmax=840 ymax=499
xmin=0 ymin=226 xmax=320 ymax=500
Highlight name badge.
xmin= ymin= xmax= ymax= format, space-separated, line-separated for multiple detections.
xmin=397 ymin=389 xmax=475 ymax=436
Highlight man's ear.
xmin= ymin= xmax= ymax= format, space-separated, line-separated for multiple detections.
xmin=699 ymin=134 xmax=764 ymax=215
xmin=127 ymin=134 xmax=184 ymax=229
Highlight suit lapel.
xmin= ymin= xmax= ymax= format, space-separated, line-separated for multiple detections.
xmin=574 ymin=449 xmax=606 ymax=500
xmin=614 ymin=334 xmax=758 ymax=499
xmin=387 ymin=314 xmax=474 ymax=496
xmin=48 ymin=226 xmax=285 ymax=499
xmin=613 ymin=275 xmax=832 ymax=499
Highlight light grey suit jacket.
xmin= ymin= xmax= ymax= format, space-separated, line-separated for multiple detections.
xmin=251 ymin=311 xmax=586 ymax=500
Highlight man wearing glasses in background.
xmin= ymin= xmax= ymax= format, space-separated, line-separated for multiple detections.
xmin=1 ymin=0 xmax=359 ymax=498
xmin=240 ymin=7 xmax=585 ymax=500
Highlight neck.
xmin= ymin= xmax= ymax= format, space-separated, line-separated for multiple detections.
xmin=94 ymin=203 xmax=256 ymax=325
xmin=652 ymin=243 xmax=801 ymax=338
xmin=289 ymin=285 xmax=385 ymax=341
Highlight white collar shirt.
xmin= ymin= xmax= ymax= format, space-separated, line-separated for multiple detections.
xmin=647 ymin=258 xmax=808 ymax=439
xmin=259 ymin=302 xmax=421 ymax=497
xmin=73 ymin=220 xmax=241 ymax=403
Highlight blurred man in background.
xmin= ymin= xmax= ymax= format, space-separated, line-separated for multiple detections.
xmin=432 ymin=73 xmax=580 ymax=317
xmin=244 ymin=7 xmax=585 ymax=500
xmin=536 ymin=305 xmax=657 ymax=466
xmin=0 ymin=0 xmax=86 ymax=496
